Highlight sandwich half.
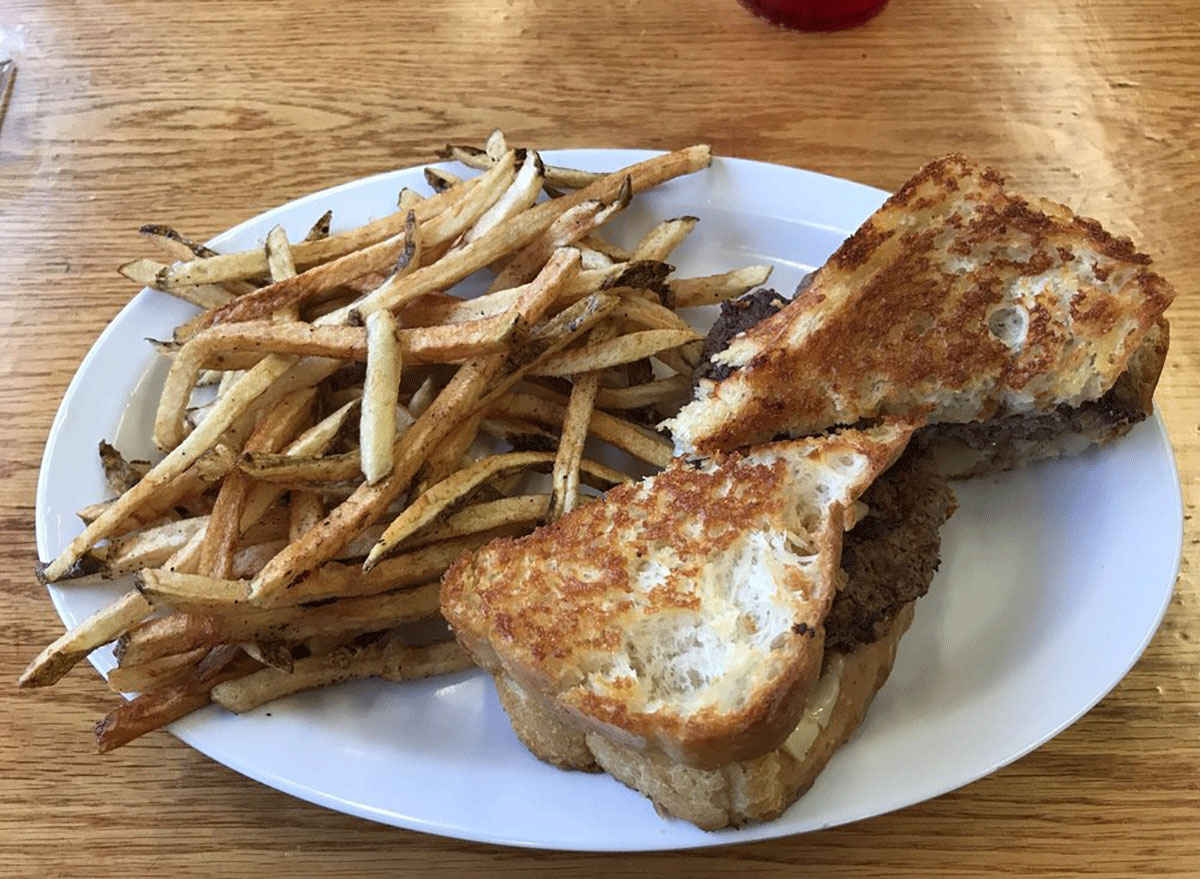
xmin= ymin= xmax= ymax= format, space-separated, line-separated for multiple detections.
xmin=441 ymin=423 xmax=955 ymax=827
xmin=666 ymin=154 xmax=1174 ymax=475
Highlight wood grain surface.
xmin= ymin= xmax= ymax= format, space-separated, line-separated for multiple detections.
xmin=2 ymin=0 xmax=1197 ymax=875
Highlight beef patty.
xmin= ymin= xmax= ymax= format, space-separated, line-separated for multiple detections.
xmin=694 ymin=288 xmax=791 ymax=386
xmin=825 ymin=453 xmax=956 ymax=653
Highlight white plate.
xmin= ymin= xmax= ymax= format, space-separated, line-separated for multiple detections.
xmin=36 ymin=150 xmax=1183 ymax=851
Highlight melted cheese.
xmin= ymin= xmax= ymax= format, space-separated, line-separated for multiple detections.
xmin=781 ymin=654 xmax=845 ymax=760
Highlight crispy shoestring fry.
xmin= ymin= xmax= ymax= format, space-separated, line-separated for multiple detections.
xmin=437 ymin=138 xmax=605 ymax=190
xmin=107 ymin=647 xmax=210 ymax=694
xmin=489 ymin=391 xmax=674 ymax=468
xmin=119 ymin=585 xmax=442 ymax=664
xmin=594 ymin=374 xmax=692 ymax=410
xmin=120 ymin=258 xmax=235 ymax=309
xmin=199 ymin=389 xmax=315 ymax=578
xmin=303 ymin=210 xmax=333 ymax=242
xmin=18 ymin=590 xmax=153 ymax=688
xmin=671 ymin=264 xmax=773 ymax=308
xmin=212 ymin=638 xmax=472 ymax=713
xmin=632 ymin=216 xmax=699 ymax=262
xmin=531 ymin=328 xmax=700 ymax=377
xmin=359 ymin=309 xmax=402 ymax=484
xmin=549 ymin=322 xmax=618 ymax=522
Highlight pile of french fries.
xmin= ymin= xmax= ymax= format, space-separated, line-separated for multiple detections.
xmin=21 ymin=133 xmax=773 ymax=752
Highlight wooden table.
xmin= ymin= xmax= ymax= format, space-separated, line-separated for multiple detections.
xmin=2 ymin=0 xmax=1196 ymax=875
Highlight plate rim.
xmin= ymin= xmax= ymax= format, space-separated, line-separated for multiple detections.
xmin=34 ymin=149 xmax=1185 ymax=851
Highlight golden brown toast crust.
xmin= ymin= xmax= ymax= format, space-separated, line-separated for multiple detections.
xmin=670 ymin=154 xmax=1175 ymax=455
xmin=441 ymin=424 xmax=914 ymax=769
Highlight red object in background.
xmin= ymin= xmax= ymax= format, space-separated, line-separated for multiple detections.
xmin=740 ymin=0 xmax=890 ymax=30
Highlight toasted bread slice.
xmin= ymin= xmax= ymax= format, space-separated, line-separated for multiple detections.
xmin=586 ymin=603 xmax=913 ymax=829
xmin=667 ymin=154 xmax=1175 ymax=456
xmin=441 ymin=423 xmax=914 ymax=769
xmin=482 ymin=453 xmax=954 ymax=829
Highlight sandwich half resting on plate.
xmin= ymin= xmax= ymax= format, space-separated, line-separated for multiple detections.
xmin=665 ymin=154 xmax=1174 ymax=475
xmin=442 ymin=423 xmax=956 ymax=828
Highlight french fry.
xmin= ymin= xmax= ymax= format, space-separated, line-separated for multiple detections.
xmin=400 ymin=260 xmax=667 ymax=327
xmin=466 ymin=292 xmax=616 ymax=416
xmin=397 ymin=188 xmax=424 ymax=210
xmin=213 ymin=635 xmax=391 ymax=712
xmin=367 ymin=452 xmax=557 ymax=564
xmin=594 ymin=374 xmax=692 ymax=410
xmin=632 ymin=216 xmax=699 ymax=262
xmin=671 ymin=264 xmax=773 ymax=308
xmin=610 ymin=293 xmax=696 ymax=332
xmin=107 ymin=647 xmax=209 ymax=694
xmin=407 ymin=376 xmax=436 ymax=416
xmin=463 ymin=149 xmax=544 ymax=244
xmin=303 ymin=210 xmax=333 ymax=242
xmin=120 ymin=258 xmax=235 ymax=310
xmin=158 ymin=314 xmax=520 ymax=438
xmin=94 ymin=645 xmax=254 ymax=753
xmin=484 ymin=129 xmax=508 ymax=161
xmin=18 ymin=589 xmax=153 ymax=688
xmin=242 ymin=640 xmax=295 ymax=673
xmin=139 ymin=223 xmax=219 ymax=259
xmin=360 ymin=309 xmax=401 ymax=484
xmin=105 ymin=516 xmax=209 ymax=577
xmin=381 ymin=639 xmax=473 ymax=681
xmin=531 ymin=328 xmax=700 ymax=377
xmin=415 ymin=412 xmax=482 ymax=493
xmin=424 ymin=166 xmax=463 ymax=193
xmin=488 ymin=391 xmax=674 ymax=468
xmin=397 ymin=493 xmax=550 ymax=550
xmin=239 ymin=449 xmax=361 ymax=485
xmin=578 ymin=248 xmax=614 ymax=271
xmin=487 ymin=180 xmax=631 ymax=293
xmin=230 ymin=539 xmax=288 ymax=579
xmin=76 ymin=443 xmax=236 ymax=541
xmin=264 ymin=224 xmax=297 ymax=287
xmin=212 ymin=637 xmax=471 ymax=713
xmin=478 ymin=417 xmax=560 ymax=450
xmin=289 ymin=491 xmax=324 ymax=542
xmin=160 ymin=527 xmax=207 ymax=577
xmin=271 ymin=535 xmax=493 ymax=606
xmin=581 ymin=232 xmax=631 ymax=262
xmin=136 ymin=569 xmax=252 ymax=611
xmin=549 ymin=323 xmax=617 ymax=521
xmin=199 ymin=389 xmax=316 ymax=579
xmin=118 ymin=585 xmax=442 ymax=664
xmin=657 ymin=341 xmax=702 ymax=374
xmin=437 ymin=140 xmax=605 ymax=190
xmin=139 ymin=228 xmax=261 ymax=297
xmin=330 ymin=492 xmax=549 ymax=561
xmin=98 ymin=441 xmax=151 ymax=495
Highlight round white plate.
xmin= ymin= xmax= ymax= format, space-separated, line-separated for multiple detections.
xmin=36 ymin=150 xmax=1183 ymax=851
